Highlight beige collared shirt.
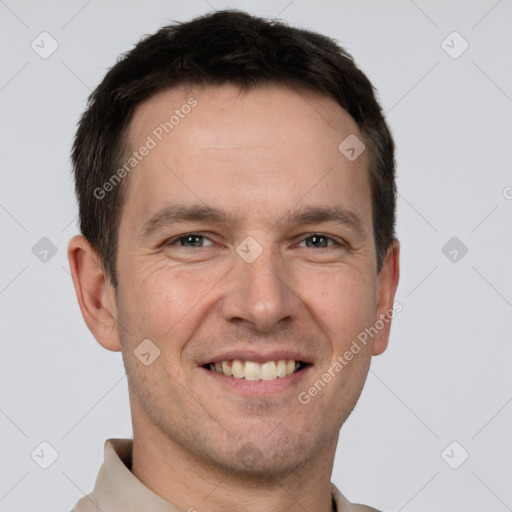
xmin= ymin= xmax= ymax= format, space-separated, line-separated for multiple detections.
xmin=71 ymin=439 xmax=381 ymax=512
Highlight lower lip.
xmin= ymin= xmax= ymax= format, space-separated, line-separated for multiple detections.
xmin=200 ymin=365 xmax=311 ymax=397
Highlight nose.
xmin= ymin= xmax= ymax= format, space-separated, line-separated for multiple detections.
xmin=220 ymin=242 xmax=300 ymax=333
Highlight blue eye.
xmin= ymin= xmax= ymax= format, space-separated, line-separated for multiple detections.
xmin=164 ymin=233 xmax=344 ymax=250
xmin=299 ymin=234 xmax=340 ymax=248
xmin=167 ymin=233 xmax=214 ymax=248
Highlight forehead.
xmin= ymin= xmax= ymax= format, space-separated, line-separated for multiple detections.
xmin=128 ymin=82 xmax=363 ymax=151
xmin=120 ymin=83 xmax=372 ymax=236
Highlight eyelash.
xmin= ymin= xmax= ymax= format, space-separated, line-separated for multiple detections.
xmin=164 ymin=232 xmax=345 ymax=249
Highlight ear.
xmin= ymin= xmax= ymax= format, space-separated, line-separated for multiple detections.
xmin=372 ymin=238 xmax=400 ymax=356
xmin=67 ymin=235 xmax=121 ymax=352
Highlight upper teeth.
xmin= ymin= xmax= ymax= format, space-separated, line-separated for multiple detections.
xmin=209 ymin=359 xmax=301 ymax=381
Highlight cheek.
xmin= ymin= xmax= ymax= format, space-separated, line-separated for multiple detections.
xmin=123 ymin=262 xmax=222 ymax=342
xmin=301 ymin=267 xmax=375 ymax=334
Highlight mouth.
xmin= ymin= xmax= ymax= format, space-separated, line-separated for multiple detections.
xmin=202 ymin=359 xmax=309 ymax=382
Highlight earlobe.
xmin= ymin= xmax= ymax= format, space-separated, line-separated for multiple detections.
xmin=372 ymin=335 xmax=388 ymax=356
xmin=372 ymin=238 xmax=400 ymax=356
xmin=67 ymin=235 xmax=122 ymax=352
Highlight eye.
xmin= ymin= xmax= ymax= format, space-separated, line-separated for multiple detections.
xmin=163 ymin=233 xmax=345 ymax=250
xmin=298 ymin=234 xmax=343 ymax=249
xmin=165 ymin=233 xmax=214 ymax=248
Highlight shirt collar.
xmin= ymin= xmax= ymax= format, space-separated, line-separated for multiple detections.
xmin=71 ymin=438 xmax=375 ymax=512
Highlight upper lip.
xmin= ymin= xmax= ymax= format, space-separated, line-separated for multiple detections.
xmin=199 ymin=349 xmax=313 ymax=366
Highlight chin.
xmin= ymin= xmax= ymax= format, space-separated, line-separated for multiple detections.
xmin=205 ymin=428 xmax=335 ymax=479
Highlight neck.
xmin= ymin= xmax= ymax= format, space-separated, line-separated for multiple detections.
xmin=130 ymin=411 xmax=337 ymax=512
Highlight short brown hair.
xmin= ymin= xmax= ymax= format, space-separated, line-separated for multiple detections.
xmin=72 ymin=9 xmax=396 ymax=289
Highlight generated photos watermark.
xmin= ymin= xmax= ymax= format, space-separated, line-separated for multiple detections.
xmin=298 ymin=301 xmax=403 ymax=405
xmin=93 ymin=97 xmax=198 ymax=200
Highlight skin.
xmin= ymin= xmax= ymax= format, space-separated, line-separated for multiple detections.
xmin=68 ymin=83 xmax=400 ymax=512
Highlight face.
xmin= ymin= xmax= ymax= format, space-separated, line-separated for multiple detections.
xmin=85 ymin=83 xmax=399 ymax=476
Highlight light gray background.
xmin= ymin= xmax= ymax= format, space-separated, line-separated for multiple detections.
xmin=1 ymin=1 xmax=511 ymax=510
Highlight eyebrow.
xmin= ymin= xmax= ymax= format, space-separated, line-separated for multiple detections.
xmin=138 ymin=204 xmax=233 ymax=242
xmin=137 ymin=203 xmax=367 ymax=242
xmin=282 ymin=205 xmax=367 ymax=238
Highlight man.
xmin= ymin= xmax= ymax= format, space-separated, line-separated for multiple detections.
xmin=67 ymin=9 xmax=399 ymax=512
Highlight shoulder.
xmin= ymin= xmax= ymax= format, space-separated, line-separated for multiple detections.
xmin=350 ymin=505 xmax=382 ymax=512
xmin=331 ymin=483 xmax=383 ymax=512
xmin=69 ymin=494 xmax=98 ymax=512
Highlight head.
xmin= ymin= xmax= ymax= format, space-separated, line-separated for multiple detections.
xmin=68 ymin=10 xmax=399 ymax=478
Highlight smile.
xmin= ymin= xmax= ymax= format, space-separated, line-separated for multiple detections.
xmin=204 ymin=359 xmax=308 ymax=381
